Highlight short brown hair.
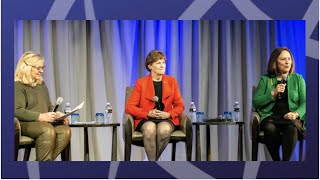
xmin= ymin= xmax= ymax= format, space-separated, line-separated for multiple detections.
xmin=267 ymin=47 xmax=295 ymax=75
xmin=145 ymin=50 xmax=166 ymax=72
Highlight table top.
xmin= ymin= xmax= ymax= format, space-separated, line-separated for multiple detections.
xmin=192 ymin=118 xmax=244 ymax=125
xmin=69 ymin=122 xmax=120 ymax=127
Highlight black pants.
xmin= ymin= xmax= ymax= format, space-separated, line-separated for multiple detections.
xmin=260 ymin=119 xmax=298 ymax=161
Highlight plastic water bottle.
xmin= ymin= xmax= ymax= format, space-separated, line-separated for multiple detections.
xmin=64 ymin=103 xmax=72 ymax=124
xmin=105 ymin=102 xmax=113 ymax=124
xmin=233 ymin=101 xmax=240 ymax=122
xmin=189 ymin=102 xmax=197 ymax=122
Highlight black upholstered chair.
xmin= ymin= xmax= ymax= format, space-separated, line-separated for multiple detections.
xmin=14 ymin=117 xmax=70 ymax=161
xmin=251 ymin=86 xmax=305 ymax=161
xmin=123 ymin=86 xmax=192 ymax=161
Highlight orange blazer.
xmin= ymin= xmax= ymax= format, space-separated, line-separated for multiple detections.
xmin=125 ymin=74 xmax=185 ymax=128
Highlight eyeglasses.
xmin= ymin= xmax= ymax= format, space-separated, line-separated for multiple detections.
xmin=24 ymin=61 xmax=45 ymax=71
xmin=33 ymin=66 xmax=46 ymax=71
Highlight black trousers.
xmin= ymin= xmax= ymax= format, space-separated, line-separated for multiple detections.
xmin=260 ymin=118 xmax=298 ymax=161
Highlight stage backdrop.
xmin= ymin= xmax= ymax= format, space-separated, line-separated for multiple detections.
xmin=14 ymin=20 xmax=305 ymax=161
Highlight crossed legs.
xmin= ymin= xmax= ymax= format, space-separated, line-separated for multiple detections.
xmin=141 ymin=121 xmax=174 ymax=161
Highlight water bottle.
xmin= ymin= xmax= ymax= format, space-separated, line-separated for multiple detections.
xmin=233 ymin=101 xmax=240 ymax=122
xmin=64 ymin=103 xmax=72 ymax=124
xmin=105 ymin=102 xmax=113 ymax=124
xmin=189 ymin=102 xmax=197 ymax=122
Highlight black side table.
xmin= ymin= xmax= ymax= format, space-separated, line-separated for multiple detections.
xmin=192 ymin=120 xmax=244 ymax=161
xmin=69 ymin=123 xmax=120 ymax=161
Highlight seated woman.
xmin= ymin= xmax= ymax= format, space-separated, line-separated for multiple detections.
xmin=253 ymin=47 xmax=306 ymax=161
xmin=125 ymin=50 xmax=185 ymax=161
xmin=14 ymin=51 xmax=71 ymax=161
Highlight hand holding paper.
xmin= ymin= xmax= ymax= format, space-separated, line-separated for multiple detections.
xmin=54 ymin=101 xmax=85 ymax=121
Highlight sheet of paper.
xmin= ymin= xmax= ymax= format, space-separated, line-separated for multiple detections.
xmin=54 ymin=101 xmax=85 ymax=121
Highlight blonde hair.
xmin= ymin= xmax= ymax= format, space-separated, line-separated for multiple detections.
xmin=14 ymin=51 xmax=44 ymax=87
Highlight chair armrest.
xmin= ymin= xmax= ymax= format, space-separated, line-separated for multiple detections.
xmin=178 ymin=113 xmax=191 ymax=134
xmin=14 ymin=117 xmax=21 ymax=138
xmin=14 ymin=118 xmax=21 ymax=160
xmin=250 ymin=112 xmax=260 ymax=140
xmin=253 ymin=112 xmax=260 ymax=123
xmin=123 ymin=113 xmax=135 ymax=140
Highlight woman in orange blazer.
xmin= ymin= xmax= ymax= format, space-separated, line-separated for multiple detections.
xmin=125 ymin=50 xmax=185 ymax=161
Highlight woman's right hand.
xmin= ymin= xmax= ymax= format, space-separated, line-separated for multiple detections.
xmin=38 ymin=112 xmax=56 ymax=122
xmin=271 ymin=83 xmax=286 ymax=97
xmin=148 ymin=109 xmax=164 ymax=118
xmin=148 ymin=109 xmax=158 ymax=118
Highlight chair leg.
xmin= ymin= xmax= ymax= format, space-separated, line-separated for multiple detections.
xmin=299 ymin=138 xmax=304 ymax=161
xmin=14 ymin=133 xmax=19 ymax=161
xmin=171 ymin=143 xmax=176 ymax=161
xmin=61 ymin=142 xmax=71 ymax=161
xmin=252 ymin=139 xmax=258 ymax=161
xmin=23 ymin=147 xmax=32 ymax=161
xmin=124 ymin=139 xmax=132 ymax=161
xmin=186 ymin=138 xmax=192 ymax=161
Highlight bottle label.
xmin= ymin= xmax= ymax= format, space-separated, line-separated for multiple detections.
xmin=108 ymin=110 xmax=112 ymax=113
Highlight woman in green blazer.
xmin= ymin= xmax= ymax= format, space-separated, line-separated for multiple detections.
xmin=253 ymin=47 xmax=306 ymax=161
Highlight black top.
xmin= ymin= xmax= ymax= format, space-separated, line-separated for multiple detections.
xmin=270 ymin=80 xmax=291 ymax=124
xmin=153 ymin=81 xmax=164 ymax=111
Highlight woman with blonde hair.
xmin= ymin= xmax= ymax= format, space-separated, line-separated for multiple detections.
xmin=14 ymin=51 xmax=71 ymax=161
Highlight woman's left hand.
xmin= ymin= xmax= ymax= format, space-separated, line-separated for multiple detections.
xmin=284 ymin=112 xmax=299 ymax=120
xmin=56 ymin=111 xmax=69 ymax=125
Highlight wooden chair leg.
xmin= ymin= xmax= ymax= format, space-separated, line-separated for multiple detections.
xmin=14 ymin=133 xmax=19 ymax=161
xmin=186 ymin=138 xmax=192 ymax=161
xmin=299 ymin=138 xmax=304 ymax=161
xmin=171 ymin=143 xmax=176 ymax=161
xmin=185 ymin=120 xmax=193 ymax=161
xmin=61 ymin=142 xmax=71 ymax=161
xmin=124 ymin=139 xmax=132 ymax=161
xmin=252 ymin=139 xmax=258 ymax=161
xmin=23 ymin=147 xmax=32 ymax=161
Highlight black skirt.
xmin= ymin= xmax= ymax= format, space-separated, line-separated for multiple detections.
xmin=135 ymin=118 xmax=177 ymax=132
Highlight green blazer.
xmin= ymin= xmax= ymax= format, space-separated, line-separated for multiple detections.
xmin=253 ymin=73 xmax=306 ymax=129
